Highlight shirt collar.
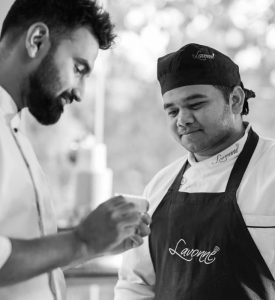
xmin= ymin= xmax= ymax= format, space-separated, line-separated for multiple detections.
xmin=0 ymin=86 xmax=22 ymax=130
xmin=188 ymin=123 xmax=251 ymax=167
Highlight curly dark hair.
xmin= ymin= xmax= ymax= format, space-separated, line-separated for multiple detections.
xmin=214 ymin=84 xmax=255 ymax=116
xmin=0 ymin=0 xmax=116 ymax=50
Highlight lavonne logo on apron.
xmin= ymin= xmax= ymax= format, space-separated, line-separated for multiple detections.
xmin=169 ymin=238 xmax=221 ymax=265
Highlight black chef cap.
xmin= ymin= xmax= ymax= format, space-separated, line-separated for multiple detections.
xmin=157 ymin=43 xmax=255 ymax=101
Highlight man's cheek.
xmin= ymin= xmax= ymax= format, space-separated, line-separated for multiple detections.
xmin=171 ymin=122 xmax=178 ymax=135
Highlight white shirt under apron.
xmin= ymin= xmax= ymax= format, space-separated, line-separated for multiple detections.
xmin=115 ymin=125 xmax=275 ymax=300
xmin=0 ymin=86 xmax=66 ymax=300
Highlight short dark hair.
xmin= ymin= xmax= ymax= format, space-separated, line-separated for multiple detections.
xmin=214 ymin=85 xmax=249 ymax=116
xmin=0 ymin=0 xmax=116 ymax=50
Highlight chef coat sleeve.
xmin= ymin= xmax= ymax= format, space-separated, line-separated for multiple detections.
xmin=114 ymin=187 xmax=156 ymax=300
xmin=0 ymin=236 xmax=12 ymax=269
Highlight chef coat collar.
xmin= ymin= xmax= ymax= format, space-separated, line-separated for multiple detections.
xmin=188 ymin=123 xmax=251 ymax=167
xmin=0 ymin=86 xmax=22 ymax=131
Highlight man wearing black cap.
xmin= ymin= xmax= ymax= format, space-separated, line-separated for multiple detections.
xmin=114 ymin=43 xmax=275 ymax=300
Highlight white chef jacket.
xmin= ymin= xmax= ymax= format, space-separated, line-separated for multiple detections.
xmin=115 ymin=125 xmax=275 ymax=300
xmin=0 ymin=237 xmax=12 ymax=269
xmin=0 ymin=86 xmax=66 ymax=300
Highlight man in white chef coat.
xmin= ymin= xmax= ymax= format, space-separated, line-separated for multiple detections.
xmin=0 ymin=0 xmax=150 ymax=299
xmin=115 ymin=43 xmax=275 ymax=300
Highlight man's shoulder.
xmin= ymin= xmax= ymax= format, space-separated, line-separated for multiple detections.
xmin=144 ymin=156 xmax=187 ymax=197
xmin=257 ymin=135 xmax=275 ymax=157
xmin=251 ymin=133 xmax=275 ymax=170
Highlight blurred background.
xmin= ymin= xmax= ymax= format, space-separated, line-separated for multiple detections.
xmin=1 ymin=0 xmax=275 ymax=299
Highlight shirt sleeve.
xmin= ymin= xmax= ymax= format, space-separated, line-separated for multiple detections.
xmin=0 ymin=236 xmax=12 ymax=269
xmin=114 ymin=236 xmax=155 ymax=300
xmin=114 ymin=187 xmax=156 ymax=300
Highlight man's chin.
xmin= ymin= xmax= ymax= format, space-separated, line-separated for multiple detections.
xmin=29 ymin=108 xmax=63 ymax=125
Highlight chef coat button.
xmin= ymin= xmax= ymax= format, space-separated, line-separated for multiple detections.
xmin=181 ymin=177 xmax=187 ymax=185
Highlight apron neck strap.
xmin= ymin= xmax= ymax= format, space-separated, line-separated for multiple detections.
xmin=168 ymin=160 xmax=189 ymax=192
xmin=225 ymin=127 xmax=259 ymax=193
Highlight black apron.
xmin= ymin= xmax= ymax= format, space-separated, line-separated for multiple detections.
xmin=149 ymin=129 xmax=275 ymax=300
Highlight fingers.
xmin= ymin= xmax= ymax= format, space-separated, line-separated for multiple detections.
xmin=135 ymin=212 xmax=152 ymax=236
xmin=104 ymin=195 xmax=128 ymax=208
xmin=136 ymin=222 xmax=151 ymax=237
xmin=141 ymin=212 xmax=151 ymax=225
xmin=99 ymin=197 xmax=151 ymax=248
xmin=105 ymin=197 xmax=142 ymax=228
xmin=124 ymin=224 xmax=136 ymax=233
xmin=116 ymin=211 xmax=152 ymax=234
xmin=121 ymin=212 xmax=152 ymax=249
xmin=111 ymin=202 xmax=137 ymax=219
xmin=130 ymin=235 xmax=144 ymax=248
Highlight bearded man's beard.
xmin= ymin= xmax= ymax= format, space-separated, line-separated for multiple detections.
xmin=27 ymin=51 xmax=64 ymax=125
